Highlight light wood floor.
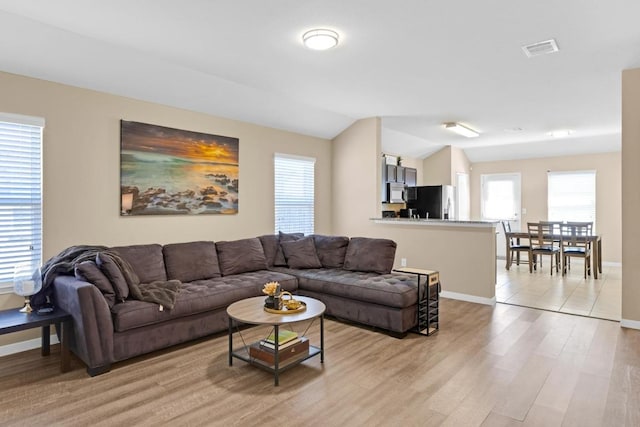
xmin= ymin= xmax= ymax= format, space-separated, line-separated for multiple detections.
xmin=0 ymin=299 xmax=638 ymax=426
xmin=496 ymin=259 xmax=621 ymax=321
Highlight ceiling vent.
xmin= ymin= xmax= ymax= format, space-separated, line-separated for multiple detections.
xmin=522 ymin=39 xmax=559 ymax=58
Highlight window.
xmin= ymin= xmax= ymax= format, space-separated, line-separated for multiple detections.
xmin=548 ymin=170 xmax=596 ymax=230
xmin=274 ymin=154 xmax=315 ymax=235
xmin=0 ymin=113 xmax=43 ymax=291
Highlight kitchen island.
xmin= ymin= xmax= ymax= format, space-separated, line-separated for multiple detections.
xmin=370 ymin=218 xmax=498 ymax=305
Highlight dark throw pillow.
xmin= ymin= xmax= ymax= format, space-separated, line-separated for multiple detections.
xmin=215 ymin=238 xmax=268 ymax=276
xmin=281 ymin=236 xmax=323 ymax=269
xmin=312 ymin=235 xmax=350 ymax=268
xmin=274 ymin=231 xmax=304 ymax=266
xmin=343 ymin=237 xmax=397 ymax=274
xmin=163 ymin=241 xmax=221 ymax=282
xmin=74 ymin=261 xmax=116 ymax=307
xmin=258 ymin=234 xmax=280 ymax=267
xmin=96 ymin=252 xmax=134 ymax=301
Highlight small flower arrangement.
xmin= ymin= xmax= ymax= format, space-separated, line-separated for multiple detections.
xmin=262 ymin=281 xmax=280 ymax=296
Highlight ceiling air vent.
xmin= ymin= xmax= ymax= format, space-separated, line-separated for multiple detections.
xmin=522 ymin=39 xmax=559 ymax=58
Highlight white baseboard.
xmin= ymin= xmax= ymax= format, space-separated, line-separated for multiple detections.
xmin=603 ymin=261 xmax=622 ymax=267
xmin=0 ymin=335 xmax=59 ymax=357
xmin=440 ymin=291 xmax=496 ymax=306
xmin=620 ymin=319 xmax=640 ymax=330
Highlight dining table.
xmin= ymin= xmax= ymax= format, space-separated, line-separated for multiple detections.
xmin=505 ymin=231 xmax=603 ymax=278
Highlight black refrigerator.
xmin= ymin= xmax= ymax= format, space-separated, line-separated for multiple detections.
xmin=406 ymin=185 xmax=455 ymax=219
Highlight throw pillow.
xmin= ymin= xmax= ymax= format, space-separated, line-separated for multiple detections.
xmin=258 ymin=234 xmax=280 ymax=267
xmin=343 ymin=237 xmax=397 ymax=274
xmin=281 ymin=236 xmax=323 ymax=269
xmin=274 ymin=231 xmax=304 ymax=266
xmin=312 ymin=235 xmax=350 ymax=268
xmin=96 ymin=252 xmax=136 ymax=301
xmin=215 ymin=238 xmax=268 ymax=276
xmin=74 ymin=261 xmax=116 ymax=308
xmin=163 ymin=241 xmax=221 ymax=282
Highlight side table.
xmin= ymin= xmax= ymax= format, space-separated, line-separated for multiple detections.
xmin=393 ymin=267 xmax=440 ymax=336
xmin=0 ymin=308 xmax=72 ymax=373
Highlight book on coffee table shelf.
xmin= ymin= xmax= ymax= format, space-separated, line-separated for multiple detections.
xmin=264 ymin=329 xmax=298 ymax=346
xmin=259 ymin=337 xmax=301 ymax=350
xmin=249 ymin=337 xmax=310 ymax=365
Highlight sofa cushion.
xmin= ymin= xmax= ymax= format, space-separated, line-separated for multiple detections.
xmin=343 ymin=237 xmax=397 ymax=274
xmin=312 ymin=235 xmax=349 ymax=268
xmin=111 ymin=270 xmax=298 ymax=332
xmin=281 ymin=236 xmax=323 ymax=269
xmin=216 ymin=238 xmax=268 ymax=276
xmin=74 ymin=261 xmax=116 ymax=307
xmin=96 ymin=252 xmax=131 ymax=301
xmin=274 ymin=231 xmax=304 ymax=266
xmin=163 ymin=241 xmax=221 ymax=282
xmin=258 ymin=234 xmax=280 ymax=267
xmin=111 ymin=244 xmax=167 ymax=283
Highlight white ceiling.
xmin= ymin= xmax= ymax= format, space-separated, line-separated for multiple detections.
xmin=0 ymin=0 xmax=638 ymax=162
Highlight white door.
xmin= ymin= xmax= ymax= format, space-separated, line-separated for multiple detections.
xmin=481 ymin=173 xmax=522 ymax=258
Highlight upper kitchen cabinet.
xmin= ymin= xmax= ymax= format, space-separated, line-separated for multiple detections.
xmin=405 ymin=167 xmax=417 ymax=186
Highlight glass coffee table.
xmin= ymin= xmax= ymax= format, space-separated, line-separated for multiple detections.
xmin=227 ymin=295 xmax=325 ymax=386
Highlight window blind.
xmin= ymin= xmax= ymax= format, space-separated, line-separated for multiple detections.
xmin=274 ymin=154 xmax=315 ymax=235
xmin=547 ymin=170 xmax=596 ymax=231
xmin=0 ymin=113 xmax=43 ymax=288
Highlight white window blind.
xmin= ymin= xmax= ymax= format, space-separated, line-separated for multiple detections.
xmin=548 ymin=170 xmax=596 ymax=230
xmin=0 ymin=113 xmax=43 ymax=289
xmin=274 ymin=154 xmax=315 ymax=235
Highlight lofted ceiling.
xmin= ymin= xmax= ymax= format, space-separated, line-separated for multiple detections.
xmin=0 ymin=0 xmax=638 ymax=162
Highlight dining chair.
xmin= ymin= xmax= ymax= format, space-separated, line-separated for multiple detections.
xmin=561 ymin=222 xmax=592 ymax=278
xmin=527 ymin=222 xmax=561 ymax=275
xmin=501 ymin=221 xmax=531 ymax=269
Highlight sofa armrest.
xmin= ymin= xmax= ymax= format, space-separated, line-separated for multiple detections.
xmin=52 ymin=275 xmax=114 ymax=375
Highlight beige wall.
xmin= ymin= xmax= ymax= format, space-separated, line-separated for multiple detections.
xmin=0 ymin=71 xmax=332 ymax=345
xmin=451 ymin=146 xmax=471 ymax=182
xmin=423 ymin=146 xmax=452 ymax=185
xmin=470 ymin=152 xmax=621 ymax=263
xmin=622 ymin=68 xmax=640 ymax=324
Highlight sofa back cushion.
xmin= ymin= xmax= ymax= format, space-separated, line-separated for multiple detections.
xmin=281 ymin=236 xmax=323 ymax=269
xmin=75 ymin=261 xmax=116 ymax=307
xmin=258 ymin=234 xmax=280 ymax=267
xmin=163 ymin=241 xmax=221 ymax=282
xmin=343 ymin=237 xmax=397 ymax=274
xmin=312 ymin=235 xmax=349 ymax=268
xmin=274 ymin=231 xmax=304 ymax=266
xmin=216 ymin=238 xmax=268 ymax=276
xmin=111 ymin=244 xmax=167 ymax=283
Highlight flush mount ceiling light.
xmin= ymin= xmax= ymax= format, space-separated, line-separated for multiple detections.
xmin=549 ymin=129 xmax=574 ymax=138
xmin=443 ymin=122 xmax=480 ymax=138
xmin=302 ymin=29 xmax=339 ymax=50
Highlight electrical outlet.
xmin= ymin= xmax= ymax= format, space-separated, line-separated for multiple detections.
xmin=401 ymin=258 xmax=407 ymax=267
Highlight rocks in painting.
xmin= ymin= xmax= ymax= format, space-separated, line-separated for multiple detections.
xmin=123 ymin=184 xmax=237 ymax=215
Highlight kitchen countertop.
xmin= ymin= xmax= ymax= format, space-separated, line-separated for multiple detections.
xmin=371 ymin=218 xmax=498 ymax=228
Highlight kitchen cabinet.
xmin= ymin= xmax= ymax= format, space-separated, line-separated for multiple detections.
xmin=405 ymin=168 xmax=417 ymax=186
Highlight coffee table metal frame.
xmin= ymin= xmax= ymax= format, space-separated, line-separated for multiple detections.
xmin=227 ymin=296 xmax=325 ymax=386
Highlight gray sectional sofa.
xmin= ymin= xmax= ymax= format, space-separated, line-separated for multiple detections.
xmin=51 ymin=233 xmax=423 ymax=376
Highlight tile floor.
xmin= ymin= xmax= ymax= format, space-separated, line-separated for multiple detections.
xmin=496 ymin=258 xmax=621 ymax=321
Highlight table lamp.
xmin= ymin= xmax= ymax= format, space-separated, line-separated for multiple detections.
xmin=13 ymin=264 xmax=42 ymax=313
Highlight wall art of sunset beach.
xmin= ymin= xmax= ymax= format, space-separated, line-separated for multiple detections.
xmin=120 ymin=120 xmax=239 ymax=215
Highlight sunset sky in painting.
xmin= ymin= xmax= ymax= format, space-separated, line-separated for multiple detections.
xmin=121 ymin=121 xmax=239 ymax=164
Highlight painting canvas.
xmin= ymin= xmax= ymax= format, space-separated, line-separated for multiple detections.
xmin=120 ymin=120 xmax=239 ymax=215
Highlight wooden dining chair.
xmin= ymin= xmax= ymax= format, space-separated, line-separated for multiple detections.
xmin=502 ymin=221 xmax=531 ymax=269
xmin=527 ymin=222 xmax=561 ymax=275
xmin=561 ymin=222 xmax=592 ymax=278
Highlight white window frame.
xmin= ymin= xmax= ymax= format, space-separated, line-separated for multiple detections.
xmin=547 ymin=170 xmax=596 ymax=231
xmin=274 ymin=153 xmax=315 ymax=235
xmin=0 ymin=113 xmax=44 ymax=292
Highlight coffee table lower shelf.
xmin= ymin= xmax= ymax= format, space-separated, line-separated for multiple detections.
xmin=230 ymin=343 xmax=322 ymax=375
